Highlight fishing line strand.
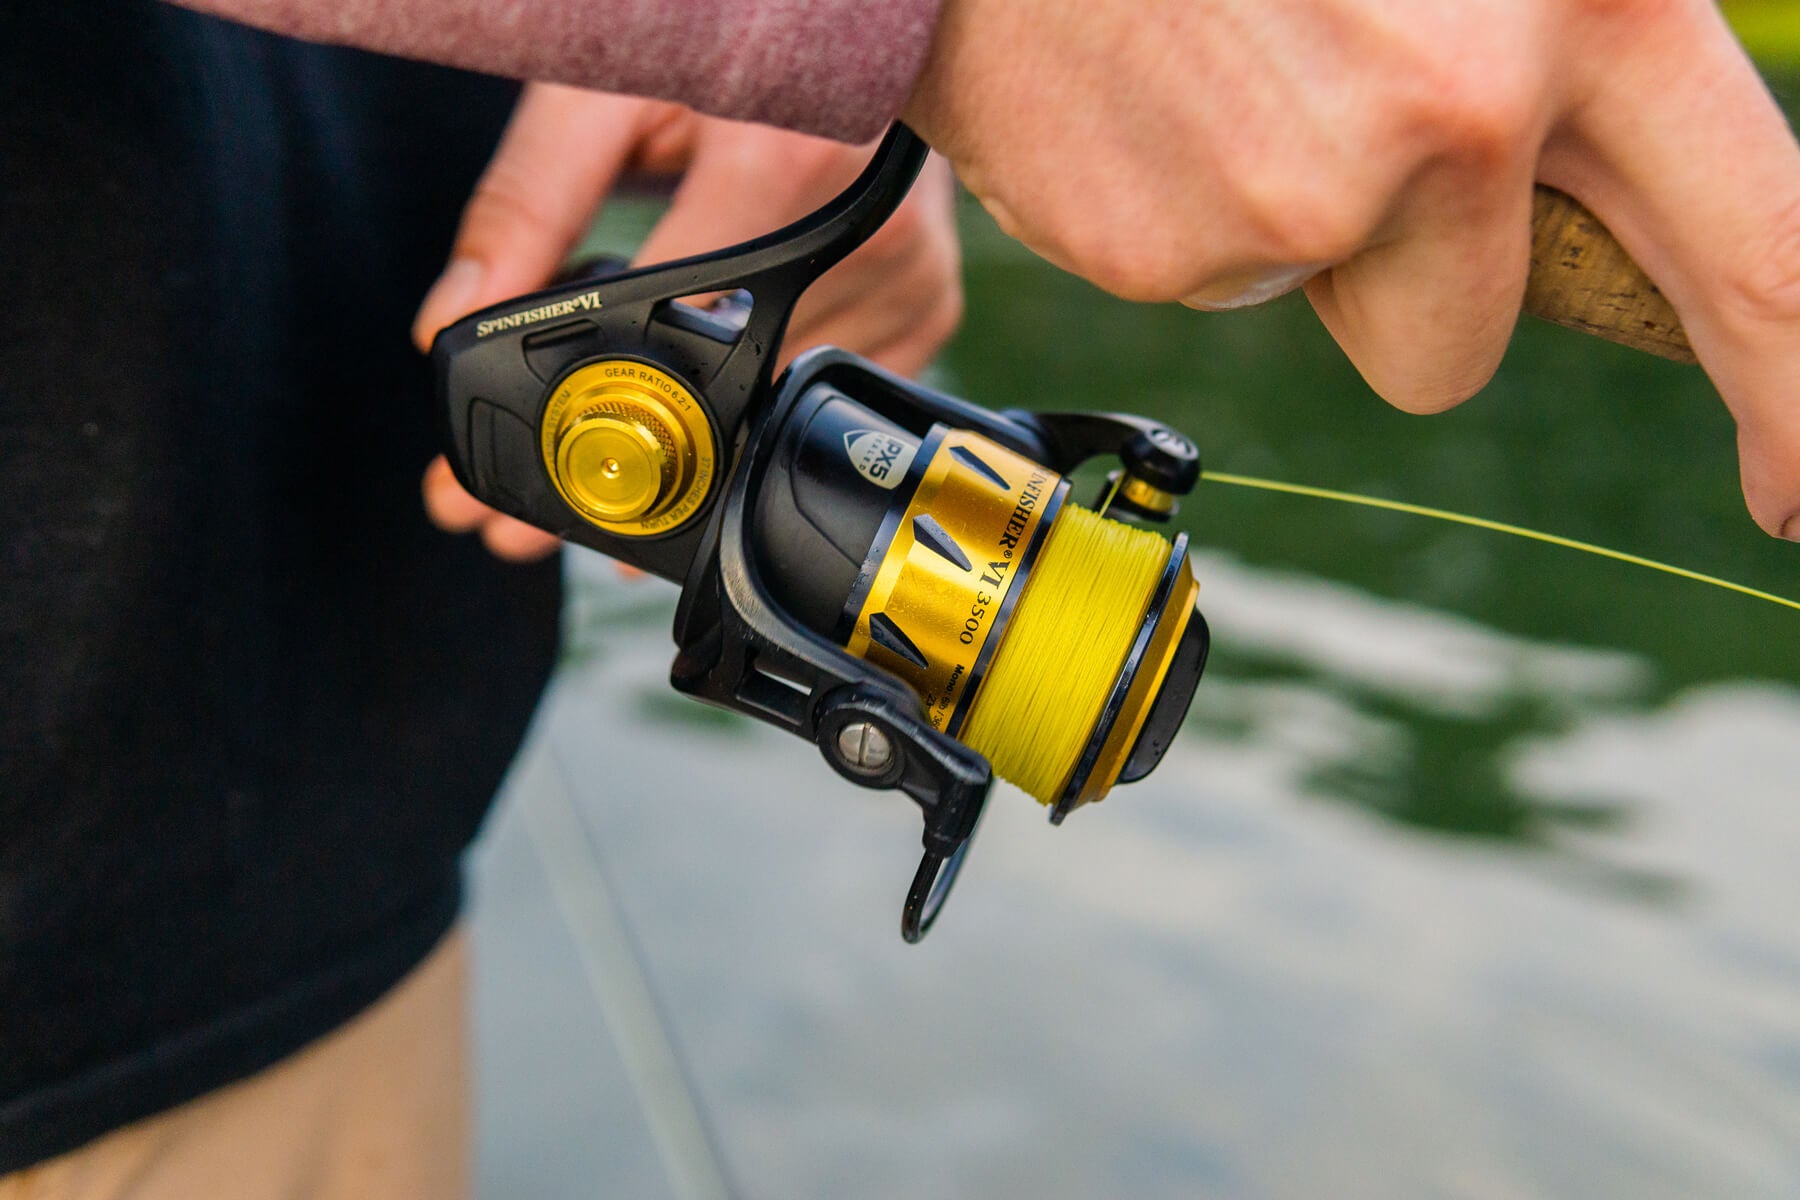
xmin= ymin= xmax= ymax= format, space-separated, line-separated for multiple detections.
xmin=1199 ymin=470 xmax=1800 ymax=614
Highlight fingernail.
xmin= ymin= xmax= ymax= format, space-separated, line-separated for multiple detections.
xmin=413 ymin=258 xmax=485 ymax=349
xmin=1183 ymin=264 xmax=1324 ymax=312
xmin=1783 ymin=515 xmax=1800 ymax=543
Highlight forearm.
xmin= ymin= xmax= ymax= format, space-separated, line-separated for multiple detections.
xmin=167 ymin=0 xmax=944 ymax=141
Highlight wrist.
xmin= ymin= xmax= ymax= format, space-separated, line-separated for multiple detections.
xmin=900 ymin=0 xmax=988 ymax=150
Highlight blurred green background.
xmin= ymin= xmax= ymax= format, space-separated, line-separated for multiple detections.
xmin=1726 ymin=0 xmax=1800 ymax=62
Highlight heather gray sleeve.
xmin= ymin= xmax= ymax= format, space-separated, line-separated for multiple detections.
xmin=168 ymin=0 xmax=945 ymax=142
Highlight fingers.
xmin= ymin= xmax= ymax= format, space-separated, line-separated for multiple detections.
xmin=781 ymin=155 xmax=963 ymax=374
xmin=631 ymin=121 xmax=864 ymax=269
xmin=416 ymin=84 xmax=684 ymax=565
xmin=412 ymin=84 xmax=672 ymax=351
xmin=479 ymin=517 xmax=562 ymax=563
xmin=1546 ymin=1 xmax=1800 ymax=537
xmin=634 ymin=130 xmax=963 ymax=376
xmin=1306 ymin=170 xmax=1535 ymax=415
xmin=625 ymin=121 xmax=861 ymax=325
xmin=421 ymin=456 xmax=560 ymax=563
xmin=420 ymin=455 xmax=489 ymax=532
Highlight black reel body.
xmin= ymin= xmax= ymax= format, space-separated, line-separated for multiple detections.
xmin=434 ymin=127 xmax=1211 ymax=941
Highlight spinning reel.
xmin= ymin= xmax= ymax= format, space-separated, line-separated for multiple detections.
xmin=434 ymin=125 xmax=1211 ymax=941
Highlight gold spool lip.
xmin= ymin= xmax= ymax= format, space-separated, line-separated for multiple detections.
xmin=1050 ymin=532 xmax=1199 ymax=822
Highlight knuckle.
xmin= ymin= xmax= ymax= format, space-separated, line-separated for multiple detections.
xmin=1216 ymin=136 xmax=1378 ymax=267
xmin=1002 ymin=181 xmax=1196 ymax=300
xmin=1249 ymin=189 xmax=1370 ymax=267
xmin=1720 ymin=196 xmax=1800 ymax=327
xmin=464 ymin=164 xmax=558 ymax=242
xmin=1069 ymin=225 xmax=1191 ymax=302
xmin=1087 ymin=259 xmax=1183 ymax=303
xmin=1415 ymin=65 xmax=1536 ymax=169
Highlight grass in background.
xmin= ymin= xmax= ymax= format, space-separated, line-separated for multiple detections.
xmin=1725 ymin=0 xmax=1800 ymax=64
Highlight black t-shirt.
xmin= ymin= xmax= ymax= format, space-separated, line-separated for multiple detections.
xmin=0 ymin=3 xmax=560 ymax=1170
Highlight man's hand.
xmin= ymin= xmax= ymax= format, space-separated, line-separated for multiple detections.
xmin=414 ymin=83 xmax=962 ymax=562
xmin=904 ymin=0 xmax=1800 ymax=538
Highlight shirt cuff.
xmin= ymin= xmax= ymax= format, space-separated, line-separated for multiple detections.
xmin=690 ymin=0 xmax=948 ymax=142
xmin=170 ymin=0 xmax=947 ymax=144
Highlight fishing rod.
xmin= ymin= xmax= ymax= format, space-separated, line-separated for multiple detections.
xmin=432 ymin=123 xmax=1774 ymax=943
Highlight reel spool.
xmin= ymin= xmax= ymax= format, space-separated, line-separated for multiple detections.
xmin=750 ymin=385 xmax=1207 ymax=821
xmin=432 ymin=125 xmax=1212 ymax=940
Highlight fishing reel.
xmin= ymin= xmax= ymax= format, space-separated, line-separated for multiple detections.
xmin=434 ymin=126 xmax=1211 ymax=941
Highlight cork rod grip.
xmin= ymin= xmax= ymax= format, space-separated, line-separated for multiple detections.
xmin=1524 ymin=186 xmax=1697 ymax=363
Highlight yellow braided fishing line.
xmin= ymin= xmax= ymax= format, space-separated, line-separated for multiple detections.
xmin=1201 ymin=471 xmax=1800 ymax=613
xmin=961 ymin=505 xmax=1171 ymax=804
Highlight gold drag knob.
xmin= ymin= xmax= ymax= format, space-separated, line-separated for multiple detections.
xmin=556 ymin=408 xmax=672 ymax=521
xmin=539 ymin=360 xmax=718 ymax=537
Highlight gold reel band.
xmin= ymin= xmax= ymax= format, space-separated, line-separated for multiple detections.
xmin=842 ymin=426 xmax=1200 ymax=812
xmin=841 ymin=427 xmax=1066 ymax=737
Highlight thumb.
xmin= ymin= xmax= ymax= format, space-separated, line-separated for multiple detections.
xmin=413 ymin=84 xmax=671 ymax=351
